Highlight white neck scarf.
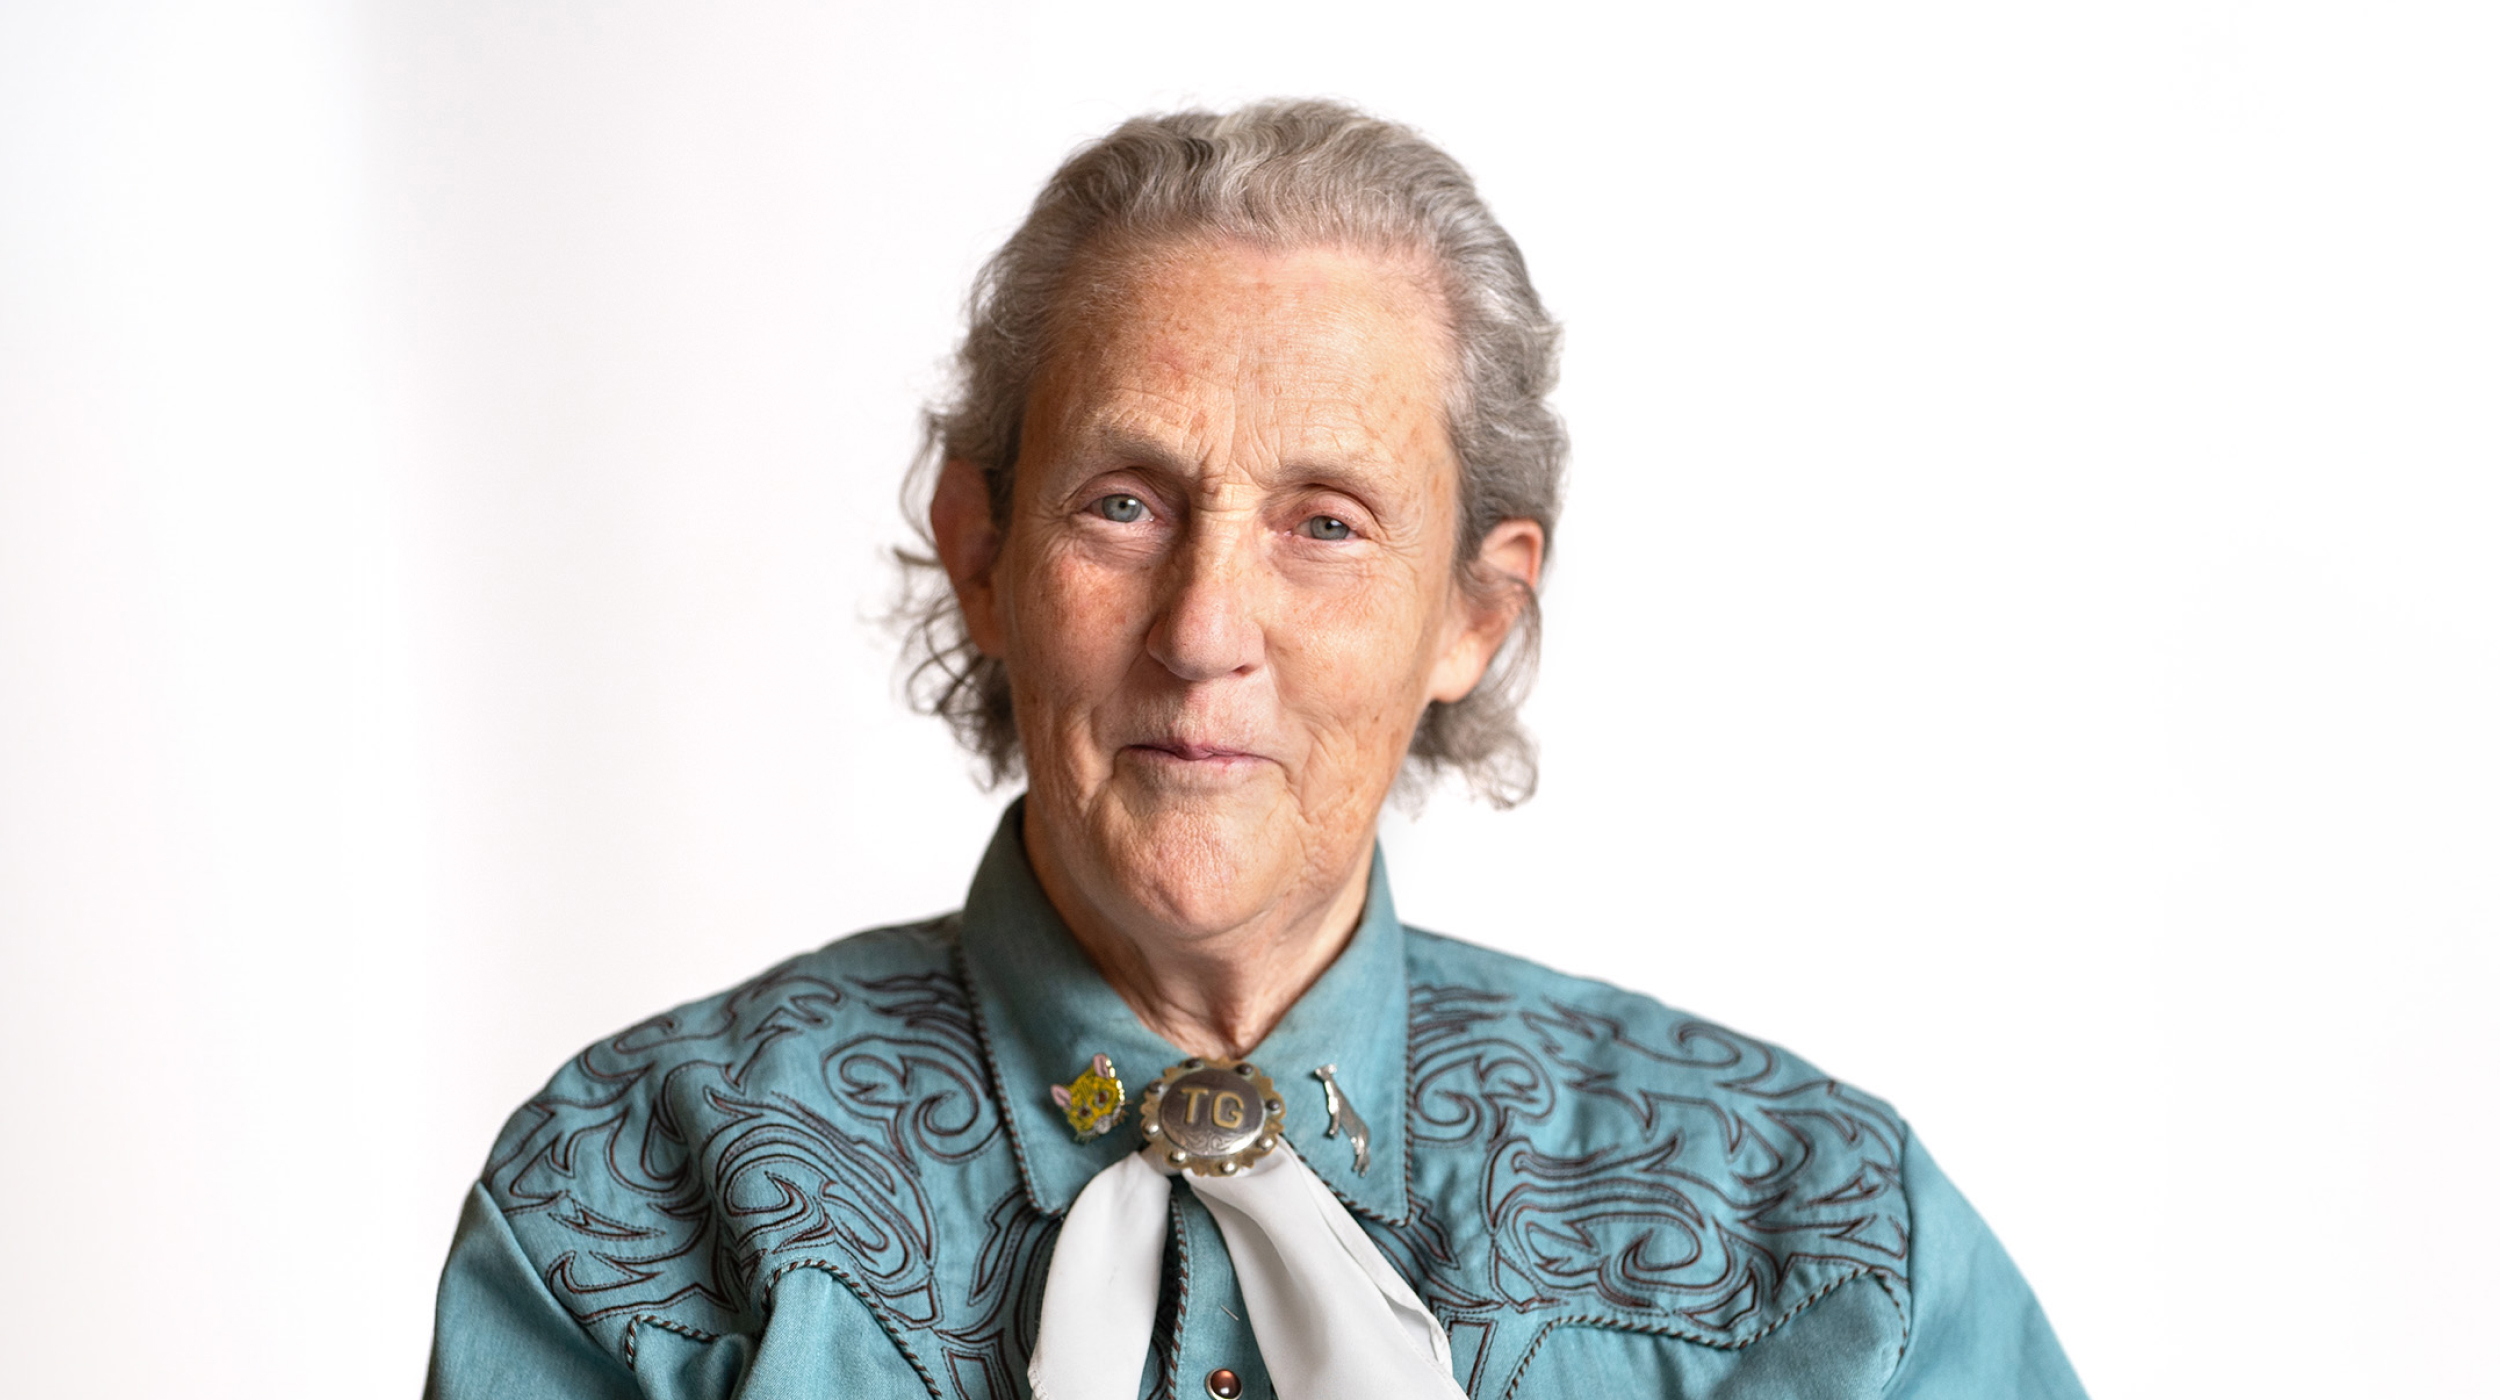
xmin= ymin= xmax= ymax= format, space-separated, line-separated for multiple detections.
xmin=1028 ymin=1139 xmax=1467 ymax=1400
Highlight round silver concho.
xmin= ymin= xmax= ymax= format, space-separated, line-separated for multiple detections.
xmin=1138 ymin=1057 xmax=1286 ymax=1177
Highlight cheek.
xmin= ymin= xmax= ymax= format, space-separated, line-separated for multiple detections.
xmin=1277 ymin=573 xmax=1446 ymax=736
xmin=1005 ymin=548 xmax=1146 ymax=707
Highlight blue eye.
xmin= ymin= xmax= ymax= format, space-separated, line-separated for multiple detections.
xmin=1094 ymin=493 xmax=1147 ymax=523
xmin=1302 ymin=515 xmax=1352 ymax=541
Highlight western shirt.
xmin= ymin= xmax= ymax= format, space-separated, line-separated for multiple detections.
xmin=427 ymin=807 xmax=2086 ymax=1398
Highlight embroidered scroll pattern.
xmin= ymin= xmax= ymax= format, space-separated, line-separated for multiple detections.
xmin=484 ymin=929 xmax=1052 ymax=1389
xmin=1382 ymin=976 xmax=1909 ymax=1356
xmin=484 ymin=925 xmax=1906 ymax=1396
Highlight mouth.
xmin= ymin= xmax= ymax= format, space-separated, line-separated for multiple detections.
xmin=1124 ymin=739 xmax=1270 ymax=771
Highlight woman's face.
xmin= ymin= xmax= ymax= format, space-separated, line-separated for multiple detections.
xmin=949 ymin=238 xmax=1537 ymax=946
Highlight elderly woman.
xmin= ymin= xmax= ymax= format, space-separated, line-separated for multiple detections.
xmin=427 ymin=102 xmax=2084 ymax=1400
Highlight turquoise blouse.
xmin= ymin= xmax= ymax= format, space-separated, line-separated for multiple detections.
xmin=427 ymin=807 xmax=2086 ymax=1398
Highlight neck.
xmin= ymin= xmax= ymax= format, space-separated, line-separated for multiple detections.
xmin=1021 ymin=810 xmax=1371 ymax=1059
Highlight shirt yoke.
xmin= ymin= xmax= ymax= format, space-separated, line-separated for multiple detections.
xmin=471 ymin=917 xmax=1919 ymax=1395
xmin=1381 ymin=928 xmax=1913 ymax=1393
xmin=478 ymin=917 xmax=1038 ymax=1386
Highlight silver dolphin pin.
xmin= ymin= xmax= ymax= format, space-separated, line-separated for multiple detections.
xmin=1312 ymin=1063 xmax=1371 ymax=1176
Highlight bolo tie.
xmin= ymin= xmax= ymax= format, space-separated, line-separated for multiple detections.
xmin=1027 ymin=1054 xmax=1467 ymax=1400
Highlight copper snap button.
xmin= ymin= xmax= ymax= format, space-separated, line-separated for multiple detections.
xmin=1204 ymin=1367 xmax=1243 ymax=1399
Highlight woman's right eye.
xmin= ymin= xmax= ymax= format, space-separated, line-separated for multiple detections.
xmin=1092 ymin=493 xmax=1148 ymax=524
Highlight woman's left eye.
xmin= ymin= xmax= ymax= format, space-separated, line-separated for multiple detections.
xmin=1300 ymin=515 xmax=1353 ymax=541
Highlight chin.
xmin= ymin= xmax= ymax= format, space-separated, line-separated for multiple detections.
xmin=1100 ymin=787 xmax=1298 ymax=936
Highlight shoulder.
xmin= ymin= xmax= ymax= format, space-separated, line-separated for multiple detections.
xmin=471 ymin=916 xmax=1000 ymax=1365
xmin=1401 ymin=925 xmax=1905 ymax=1140
xmin=482 ymin=917 xmax=964 ymax=1185
xmin=1393 ymin=927 xmax=1912 ymax=1355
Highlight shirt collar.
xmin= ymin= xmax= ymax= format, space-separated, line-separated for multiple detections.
xmin=956 ymin=800 xmax=1411 ymax=1222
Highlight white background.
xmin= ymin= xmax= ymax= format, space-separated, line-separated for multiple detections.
xmin=4 ymin=2 xmax=2494 ymax=1396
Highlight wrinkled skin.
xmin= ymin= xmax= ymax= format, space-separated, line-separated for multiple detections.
xmin=933 ymin=238 xmax=1543 ymax=1055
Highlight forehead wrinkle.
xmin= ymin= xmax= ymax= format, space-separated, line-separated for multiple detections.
xmin=1069 ymin=378 xmax=1412 ymax=491
xmin=1225 ymin=346 xmax=1434 ymax=474
xmin=1074 ymin=237 xmax=1453 ymax=390
xmin=1069 ymin=421 xmax=1200 ymax=480
xmin=1035 ymin=240 xmax=1460 ymax=505
xmin=1067 ymin=386 xmax=1231 ymax=472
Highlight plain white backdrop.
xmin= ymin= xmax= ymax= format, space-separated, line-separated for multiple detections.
xmin=4 ymin=2 xmax=2494 ymax=1395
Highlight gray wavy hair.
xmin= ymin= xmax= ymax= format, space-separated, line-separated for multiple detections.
xmin=896 ymin=99 xmax=1566 ymax=806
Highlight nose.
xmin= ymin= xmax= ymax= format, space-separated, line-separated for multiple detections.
xmin=1144 ymin=520 xmax=1266 ymax=683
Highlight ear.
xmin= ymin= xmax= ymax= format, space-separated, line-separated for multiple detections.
xmin=1426 ymin=518 xmax=1546 ymax=705
xmin=930 ymin=457 xmax=1007 ymax=655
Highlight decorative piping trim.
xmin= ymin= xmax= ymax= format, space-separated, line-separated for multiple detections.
xmin=1492 ymin=1268 xmax=1895 ymax=1399
xmin=1871 ymin=1270 xmax=1913 ymax=1382
xmin=758 ymin=1256 xmax=946 ymax=1400
xmin=951 ymin=930 xmax=1057 ymax=1221
xmin=619 ymin=1312 xmax=718 ymax=1367
xmin=1150 ymin=1190 xmax=1192 ymax=1400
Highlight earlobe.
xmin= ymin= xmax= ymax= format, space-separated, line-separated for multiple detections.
xmin=931 ymin=458 xmax=1006 ymax=654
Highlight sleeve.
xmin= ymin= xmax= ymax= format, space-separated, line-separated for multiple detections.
xmin=424 ymin=1183 xmax=643 ymax=1400
xmin=1883 ymin=1133 xmax=2089 ymax=1400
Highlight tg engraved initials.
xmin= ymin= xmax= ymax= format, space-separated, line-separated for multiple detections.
xmin=1177 ymin=1086 xmax=1249 ymax=1129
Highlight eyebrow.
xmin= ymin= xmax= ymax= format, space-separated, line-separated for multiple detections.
xmin=1063 ymin=422 xmax=1405 ymax=499
xmin=1066 ymin=425 xmax=1201 ymax=479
